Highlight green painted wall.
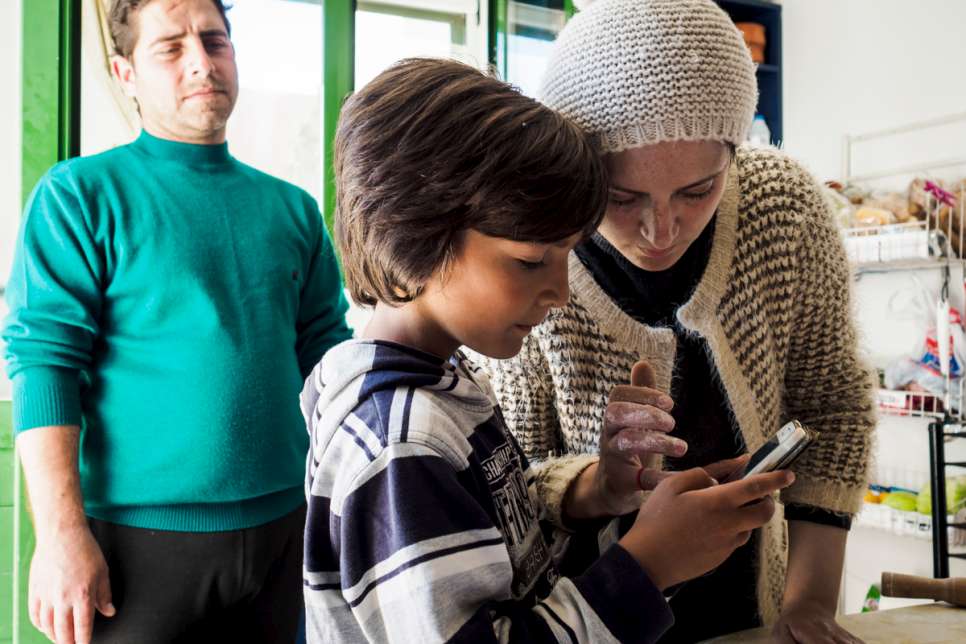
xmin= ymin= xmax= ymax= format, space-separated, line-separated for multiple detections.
xmin=321 ymin=0 xmax=354 ymax=236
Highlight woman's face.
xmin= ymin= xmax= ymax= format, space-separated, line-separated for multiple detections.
xmin=600 ymin=140 xmax=732 ymax=272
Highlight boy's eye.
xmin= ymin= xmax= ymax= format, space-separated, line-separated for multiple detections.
xmin=517 ymin=259 xmax=545 ymax=270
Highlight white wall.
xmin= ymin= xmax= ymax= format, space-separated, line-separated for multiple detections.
xmin=80 ymin=0 xmax=139 ymax=156
xmin=782 ymin=0 xmax=966 ymax=185
xmin=781 ymin=1 xmax=966 ymax=615
xmin=0 ymin=0 xmax=21 ymax=400
xmin=1 ymin=0 xmax=22 ymax=288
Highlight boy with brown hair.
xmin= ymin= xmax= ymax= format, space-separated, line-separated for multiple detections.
xmin=301 ymin=58 xmax=794 ymax=643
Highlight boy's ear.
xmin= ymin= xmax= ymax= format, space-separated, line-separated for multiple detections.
xmin=111 ymin=55 xmax=137 ymax=99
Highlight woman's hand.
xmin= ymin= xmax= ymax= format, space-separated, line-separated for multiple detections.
xmin=594 ymin=361 xmax=687 ymax=515
xmin=772 ymin=521 xmax=862 ymax=643
xmin=771 ymin=599 xmax=863 ymax=643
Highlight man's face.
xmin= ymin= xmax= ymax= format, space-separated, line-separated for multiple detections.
xmin=113 ymin=0 xmax=239 ymax=144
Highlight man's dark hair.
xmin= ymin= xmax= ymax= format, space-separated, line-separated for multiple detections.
xmin=109 ymin=0 xmax=232 ymax=59
xmin=335 ymin=58 xmax=608 ymax=307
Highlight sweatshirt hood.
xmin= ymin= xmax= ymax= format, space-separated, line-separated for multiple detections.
xmin=300 ymin=339 xmax=494 ymax=450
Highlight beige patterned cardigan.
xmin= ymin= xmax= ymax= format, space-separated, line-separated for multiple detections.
xmin=478 ymin=146 xmax=877 ymax=624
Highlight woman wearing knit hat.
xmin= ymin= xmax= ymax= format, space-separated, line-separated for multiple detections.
xmin=482 ymin=0 xmax=873 ymax=642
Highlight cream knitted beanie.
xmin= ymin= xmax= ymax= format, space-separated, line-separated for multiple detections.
xmin=541 ymin=0 xmax=758 ymax=153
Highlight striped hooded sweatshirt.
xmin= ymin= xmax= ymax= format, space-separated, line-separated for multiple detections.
xmin=301 ymin=339 xmax=673 ymax=643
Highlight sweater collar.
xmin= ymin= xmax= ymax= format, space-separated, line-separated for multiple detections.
xmin=569 ymin=155 xmax=741 ymax=338
xmin=133 ymin=129 xmax=232 ymax=166
xmin=676 ymin=157 xmax=740 ymax=334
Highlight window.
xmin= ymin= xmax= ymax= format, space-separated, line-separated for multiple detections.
xmin=355 ymin=0 xmax=487 ymax=90
xmin=228 ymin=0 xmax=324 ymax=201
xmin=505 ymin=0 xmax=566 ymax=97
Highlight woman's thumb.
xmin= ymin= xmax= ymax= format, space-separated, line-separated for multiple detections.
xmin=630 ymin=361 xmax=656 ymax=388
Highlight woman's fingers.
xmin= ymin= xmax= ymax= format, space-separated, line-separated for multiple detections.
xmin=605 ymin=401 xmax=675 ymax=433
xmin=608 ymin=385 xmax=674 ymax=411
xmin=614 ymin=428 xmax=687 ymax=457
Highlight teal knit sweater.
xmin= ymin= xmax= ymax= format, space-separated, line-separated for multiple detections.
xmin=3 ymin=131 xmax=351 ymax=531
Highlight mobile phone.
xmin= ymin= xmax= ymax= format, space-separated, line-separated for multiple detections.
xmin=732 ymin=420 xmax=816 ymax=481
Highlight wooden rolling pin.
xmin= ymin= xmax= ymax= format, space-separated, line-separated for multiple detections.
xmin=881 ymin=572 xmax=966 ymax=607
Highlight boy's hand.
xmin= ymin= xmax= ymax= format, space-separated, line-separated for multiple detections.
xmin=594 ymin=361 xmax=687 ymax=515
xmin=703 ymin=453 xmax=752 ymax=483
xmin=619 ymin=467 xmax=795 ymax=590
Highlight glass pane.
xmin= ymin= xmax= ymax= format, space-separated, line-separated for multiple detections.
xmin=355 ymin=2 xmax=469 ymax=90
xmin=507 ymin=0 xmax=566 ymax=97
xmin=228 ymin=0 xmax=324 ymax=201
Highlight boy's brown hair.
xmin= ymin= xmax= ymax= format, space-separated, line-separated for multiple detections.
xmin=335 ymin=58 xmax=608 ymax=307
xmin=109 ymin=0 xmax=232 ymax=59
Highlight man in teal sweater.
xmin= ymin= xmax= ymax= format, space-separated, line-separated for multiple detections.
xmin=3 ymin=1 xmax=351 ymax=642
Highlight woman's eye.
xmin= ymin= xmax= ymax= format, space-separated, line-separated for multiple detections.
xmin=517 ymin=259 xmax=545 ymax=271
xmin=681 ymin=183 xmax=715 ymax=201
xmin=609 ymin=195 xmax=636 ymax=207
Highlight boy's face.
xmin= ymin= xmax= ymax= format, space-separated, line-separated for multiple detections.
xmin=416 ymin=230 xmax=580 ymax=359
xmin=112 ymin=0 xmax=239 ymax=145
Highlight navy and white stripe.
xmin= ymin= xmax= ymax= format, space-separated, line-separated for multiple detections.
xmin=301 ymin=339 xmax=671 ymax=643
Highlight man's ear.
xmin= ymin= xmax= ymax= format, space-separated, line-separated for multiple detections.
xmin=111 ymin=54 xmax=137 ymax=99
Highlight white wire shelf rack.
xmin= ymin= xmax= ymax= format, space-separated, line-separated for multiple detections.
xmin=845 ymin=111 xmax=966 ymax=578
xmin=842 ymin=181 xmax=965 ymax=272
xmin=877 ymin=388 xmax=950 ymax=420
xmin=855 ymin=504 xmax=966 ymax=547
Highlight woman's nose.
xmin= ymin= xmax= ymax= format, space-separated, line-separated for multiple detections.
xmin=640 ymin=207 xmax=679 ymax=249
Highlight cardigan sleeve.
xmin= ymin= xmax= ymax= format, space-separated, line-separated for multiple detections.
xmin=779 ymin=167 xmax=877 ymax=516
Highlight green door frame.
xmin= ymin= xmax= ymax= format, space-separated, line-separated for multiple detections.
xmin=15 ymin=1 xmax=81 ymax=642
xmin=489 ymin=0 xmax=508 ymax=79
xmin=321 ymin=0 xmax=355 ymax=235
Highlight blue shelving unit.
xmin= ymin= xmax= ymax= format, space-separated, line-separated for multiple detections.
xmin=716 ymin=0 xmax=783 ymax=146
